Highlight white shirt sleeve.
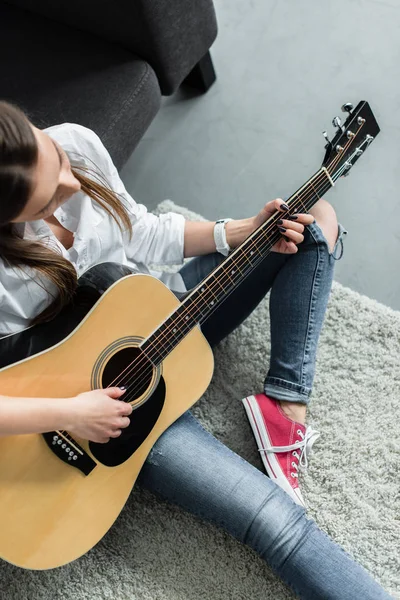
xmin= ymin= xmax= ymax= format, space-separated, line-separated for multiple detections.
xmin=66 ymin=124 xmax=186 ymax=266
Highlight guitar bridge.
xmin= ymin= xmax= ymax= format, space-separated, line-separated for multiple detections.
xmin=42 ymin=431 xmax=96 ymax=476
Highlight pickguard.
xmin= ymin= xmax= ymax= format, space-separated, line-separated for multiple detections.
xmin=89 ymin=377 xmax=166 ymax=467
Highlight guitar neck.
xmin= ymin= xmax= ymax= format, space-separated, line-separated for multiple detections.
xmin=141 ymin=167 xmax=334 ymax=364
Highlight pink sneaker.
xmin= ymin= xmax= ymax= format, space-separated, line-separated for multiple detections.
xmin=242 ymin=393 xmax=320 ymax=507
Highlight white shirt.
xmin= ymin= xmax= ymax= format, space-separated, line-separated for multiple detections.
xmin=0 ymin=123 xmax=187 ymax=338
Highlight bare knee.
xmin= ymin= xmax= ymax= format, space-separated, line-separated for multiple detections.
xmin=309 ymin=199 xmax=338 ymax=253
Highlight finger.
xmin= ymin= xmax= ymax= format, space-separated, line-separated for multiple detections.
xmin=118 ymin=402 xmax=133 ymax=416
xmin=274 ymin=238 xmax=298 ymax=254
xmin=278 ymin=227 xmax=304 ymax=245
xmin=278 ymin=219 xmax=305 ymax=234
xmin=261 ymin=198 xmax=286 ymax=214
xmin=277 ymin=199 xmax=290 ymax=212
xmin=118 ymin=416 xmax=131 ymax=429
xmin=288 ymin=213 xmax=315 ymax=225
xmin=103 ymin=386 xmax=126 ymax=399
xmin=285 ymin=242 xmax=299 ymax=253
xmin=258 ymin=198 xmax=280 ymax=220
xmin=97 ymin=436 xmax=110 ymax=444
xmin=109 ymin=429 xmax=122 ymax=438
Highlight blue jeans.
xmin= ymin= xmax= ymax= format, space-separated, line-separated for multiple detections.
xmin=137 ymin=222 xmax=391 ymax=599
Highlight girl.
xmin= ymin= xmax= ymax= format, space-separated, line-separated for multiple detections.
xmin=0 ymin=101 xmax=390 ymax=599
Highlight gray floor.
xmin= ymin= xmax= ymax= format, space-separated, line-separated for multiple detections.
xmin=121 ymin=0 xmax=400 ymax=310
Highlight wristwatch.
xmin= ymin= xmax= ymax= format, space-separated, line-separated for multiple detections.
xmin=214 ymin=218 xmax=233 ymax=256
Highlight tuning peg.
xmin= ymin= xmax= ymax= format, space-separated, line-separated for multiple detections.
xmin=322 ymin=130 xmax=331 ymax=147
xmin=342 ymin=161 xmax=352 ymax=177
xmin=341 ymin=103 xmax=354 ymax=114
xmin=332 ymin=116 xmax=342 ymax=129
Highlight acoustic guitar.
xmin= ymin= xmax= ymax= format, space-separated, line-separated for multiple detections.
xmin=0 ymin=101 xmax=380 ymax=569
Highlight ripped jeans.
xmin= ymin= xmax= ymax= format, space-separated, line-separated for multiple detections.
xmin=137 ymin=222 xmax=391 ymax=599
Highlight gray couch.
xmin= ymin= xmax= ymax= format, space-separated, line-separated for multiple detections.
xmin=0 ymin=0 xmax=218 ymax=170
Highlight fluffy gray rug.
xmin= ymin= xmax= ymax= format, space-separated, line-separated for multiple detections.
xmin=1 ymin=201 xmax=399 ymax=600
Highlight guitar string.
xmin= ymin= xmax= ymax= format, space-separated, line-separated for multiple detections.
xmin=55 ymin=176 xmax=328 ymax=444
xmin=56 ymin=122 xmax=363 ymax=441
xmin=117 ymin=176 xmax=335 ymax=403
xmin=104 ymin=125 xmax=363 ymax=403
xmin=55 ymin=157 xmax=354 ymax=445
xmin=107 ymin=157 xmax=355 ymax=405
xmin=85 ymin=134 xmax=361 ymax=414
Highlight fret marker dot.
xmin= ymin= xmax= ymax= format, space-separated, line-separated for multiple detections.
xmin=251 ymin=251 xmax=254 ymax=255
xmin=211 ymin=301 xmax=214 ymax=305
xmin=201 ymin=287 xmax=205 ymax=292
xmin=231 ymin=270 xmax=235 ymax=275
xmin=185 ymin=316 xmax=189 ymax=320
xmin=173 ymin=328 xmax=177 ymax=333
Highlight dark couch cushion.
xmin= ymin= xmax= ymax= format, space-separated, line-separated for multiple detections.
xmin=4 ymin=0 xmax=218 ymax=95
xmin=0 ymin=3 xmax=161 ymax=170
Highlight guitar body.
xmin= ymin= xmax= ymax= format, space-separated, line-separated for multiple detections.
xmin=0 ymin=272 xmax=214 ymax=570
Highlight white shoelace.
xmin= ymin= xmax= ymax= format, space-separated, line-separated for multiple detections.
xmin=259 ymin=426 xmax=320 ymax=478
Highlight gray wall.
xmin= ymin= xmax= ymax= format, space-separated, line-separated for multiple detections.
xmin=121 ymin=0 xmax=400 ymax=310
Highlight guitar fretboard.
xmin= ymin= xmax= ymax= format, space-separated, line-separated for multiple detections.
xmin=141 ymin=168 xmax=333 ymax=365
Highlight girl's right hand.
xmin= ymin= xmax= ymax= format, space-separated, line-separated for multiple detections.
xmin=68 ymin=387 xmax=133 ymax=443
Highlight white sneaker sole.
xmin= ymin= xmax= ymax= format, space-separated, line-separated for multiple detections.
xmin=242 ymin=395 xmax=306 ymax=508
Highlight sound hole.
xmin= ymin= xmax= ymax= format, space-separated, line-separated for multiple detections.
xmin=89 ymin=377 xmax=166 ymax=467
xmin=101 ymin=347 xmax=153 ymax=401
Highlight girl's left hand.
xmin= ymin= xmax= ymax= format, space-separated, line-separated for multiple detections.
xmin=254 ymin=198 xmax=315 ymax=254
xmin=226 ymin=198 xmax=315 ymax=255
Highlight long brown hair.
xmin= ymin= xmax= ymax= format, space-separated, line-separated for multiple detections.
xmin=0 ymin=100 xmax=133 ymax=325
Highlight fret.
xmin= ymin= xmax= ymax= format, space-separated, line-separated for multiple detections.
xmin=225 ymin=265 xmax=242 ymax=284
xmin=222 ymin=266 xmax=235 ymax=286
xmin=143 ymin=291 xmax=210 ymax=363
xmin=309 ymin=181 xmax=320 ymax=201
xmin=231 ymin=246 xmax=255 ymax=273
xmin=239 ymin=246 xmax=256 ymax=267
xmin=198 ymin=281 xmax=218 ymax=304
xmin=197 ymin=275 xmax=225 ymax=312
xmin=141 ymin=168 xmax=334 ymax=366
xmin=218 ymin=263 xmax=241 ymax=288
xmin=292 ymin=190 xmax=307 ymax=213
xmin=209 ymin=271 xmax=226 ymax=295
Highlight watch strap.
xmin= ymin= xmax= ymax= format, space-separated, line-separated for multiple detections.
xmin=214 ymin=218 xmax=233 ymax=256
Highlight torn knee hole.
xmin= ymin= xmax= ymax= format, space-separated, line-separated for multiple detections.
xmin=330 ymin=223 xmax=348 ymax=260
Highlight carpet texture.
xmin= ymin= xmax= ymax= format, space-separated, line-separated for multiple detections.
xmin=1 ymin=201 xmax=399 ymax=600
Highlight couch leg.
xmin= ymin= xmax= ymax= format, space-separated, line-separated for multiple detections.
xmin=183 ymin=50 xmax=216 ymax=93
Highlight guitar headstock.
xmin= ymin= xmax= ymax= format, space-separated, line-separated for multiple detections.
xmin=322 ymin=101 xmax=380 ymax=180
